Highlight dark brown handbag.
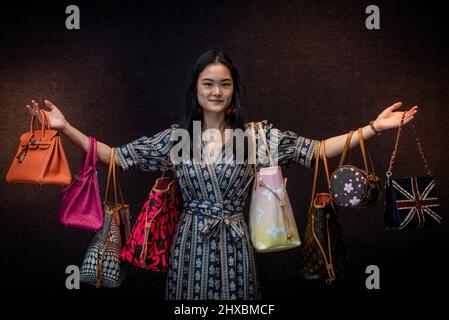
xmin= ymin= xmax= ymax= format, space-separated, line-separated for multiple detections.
xmin=300 ymin=141 xmax=348 ymax=284
xmin=329 ymin=128 xmax=381 ymax=208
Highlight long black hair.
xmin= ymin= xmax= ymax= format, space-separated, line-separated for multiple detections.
xmin=180 ymin=50 xmax=248 ymax=160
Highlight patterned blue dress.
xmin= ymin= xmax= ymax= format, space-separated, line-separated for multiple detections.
xmin=115 ymin=120 xmax=318 ymax=300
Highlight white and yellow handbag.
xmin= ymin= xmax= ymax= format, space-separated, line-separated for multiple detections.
xmin=248 ymin=122 xmax=301 ymax=253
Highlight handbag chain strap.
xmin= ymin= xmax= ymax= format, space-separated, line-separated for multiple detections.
xmin=386 ymin=112 xmax=432 ymax=178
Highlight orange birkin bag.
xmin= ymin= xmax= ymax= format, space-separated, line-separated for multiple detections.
xmin=6 ymin=109 xmax=72 ymax=185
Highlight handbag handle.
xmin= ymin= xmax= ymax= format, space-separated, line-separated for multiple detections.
xmin=160 ymin=128 xmax=178 ymax=179
xmin=30 ymin=109 xmax=51 ymax=140
xmin=250 ymin=121 xmax=275 ymax=186
xmin=338 ymin=129 xmax=376 ymax=175
xmin=386 ymin=112 xmax=432 ymax=178
xmin=322 ymin=140 xmax=331 ymax=184
xmin=357 ymin=128 xmax=376 ymax=175
xmin=309 ymin=141 xmax=331 ymax=208
xmin=338 ymin=131 xmax=354 ymax=167
xmin=310 ymin=141 xmax=336 ymax=285
xmin=161 ymin=146 xmax=174 ymax=178
xmin=81 ymin=137 xmax=97 ymax=173
xmin=104 ymin=149 xmax=118 ymax=205
xmin=250 ymin=122 xmax=257 ymax=188
xmin=104 ymin=149 xmax=125 ymax=223
xmin=257 ymin=122 xmax=274 ymax=166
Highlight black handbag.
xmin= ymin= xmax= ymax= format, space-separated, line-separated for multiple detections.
xmin=384 ymin=112 xmax=441 ymax=230
xmin=300 ymin=141 xmax=347 ymax=284
xmin=329 ymin=128 xmax=381 ymax=208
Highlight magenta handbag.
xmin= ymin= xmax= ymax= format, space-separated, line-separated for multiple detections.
xmin=58 ymin=137 xmax=104 ymax=231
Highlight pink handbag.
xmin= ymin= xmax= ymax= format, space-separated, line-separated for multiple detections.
xmin=248 ymin=122 xmax=301 ymax=253
xmin=58 ymin=137 xmax=104 ymax=230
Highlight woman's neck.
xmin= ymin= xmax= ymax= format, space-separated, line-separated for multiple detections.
xmin=202 ymin=111 xmax=227 ymax=131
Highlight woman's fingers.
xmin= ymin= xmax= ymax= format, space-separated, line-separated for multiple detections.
xmin=404 ymin=115 xmax=415 ymax=125
xmin=388 ymin=102 xmax=402 ymax=111
xmin=27 ymin=100 xmax=43 ymax=123
xmin=44 ymin=99 xmax=56 ymax=110
xmin=401 ymin=105 xmax=418 ymax=120
xmin=407 ymin=105 xmax=418 ymax=114
xmin=25 ymin=105 xmax=35 ymax=116
xmin=26 ymin=103 xmax=38 ymax=115
xmin=31 ymin=100 xmax=40 ymax=109
xmin=402 ymin=105 xmax=418 ymax=124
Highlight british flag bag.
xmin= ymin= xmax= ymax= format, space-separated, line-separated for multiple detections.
xmin=384 ymin=113 xmax=441 ymax=231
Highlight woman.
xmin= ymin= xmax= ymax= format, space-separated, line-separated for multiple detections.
xmin=26 ymin=50 xmax=418 ymax=300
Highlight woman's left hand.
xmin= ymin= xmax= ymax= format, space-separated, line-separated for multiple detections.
xmin=373 ymin=102 xmax=418 ymax=132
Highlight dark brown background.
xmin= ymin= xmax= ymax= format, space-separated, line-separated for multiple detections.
xmin=1 ymin=0 xmax=448 ymax=302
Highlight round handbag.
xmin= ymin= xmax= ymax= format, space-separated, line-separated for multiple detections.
xmin=329 ymin=128 xmax=381 ymax=208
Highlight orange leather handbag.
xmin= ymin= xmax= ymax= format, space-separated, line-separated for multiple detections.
xmin=6 ymin=109 xmax=72 ymax=185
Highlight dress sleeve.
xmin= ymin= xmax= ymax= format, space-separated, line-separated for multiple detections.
xmin=114 ymin=124 xmax=178 ymax=173
xmin=257 ymin=120 xmax=318 ymax=168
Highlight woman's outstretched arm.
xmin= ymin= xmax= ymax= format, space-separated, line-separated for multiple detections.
xmin=26 ymin=99 xmax=118 ymax=167
xmin=322 ymin=102 xmax=418 ymax=159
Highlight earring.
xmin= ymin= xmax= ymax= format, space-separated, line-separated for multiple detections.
xmin=225 ymin=107 xmax=236 ymax=116
xmin=197 ymin=107 xmax=203 ymax=114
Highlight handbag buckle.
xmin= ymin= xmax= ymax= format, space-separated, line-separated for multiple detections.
xmin=17 ymin=139 xmax=37 ymax=163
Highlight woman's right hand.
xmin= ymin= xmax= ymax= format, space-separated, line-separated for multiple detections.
xmin=25 ymin=99 xmax=69 ymax=131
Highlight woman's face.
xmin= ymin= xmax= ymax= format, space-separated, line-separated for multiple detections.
xmin=196 ymin=63 xmax=234 ymax=114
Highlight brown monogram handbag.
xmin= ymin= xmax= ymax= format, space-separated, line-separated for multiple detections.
xmin=300 ymin=141 xmax=348 ymax=284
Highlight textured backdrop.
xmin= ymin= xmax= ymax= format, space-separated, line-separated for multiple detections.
xmin=1 ymin=0 xmax=448 ymax=301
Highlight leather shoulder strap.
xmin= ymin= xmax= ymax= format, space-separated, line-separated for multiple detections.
xmin=257 ymin=122 xmax=274 ymax=166
xmin=310 ymin=141 xmax=321 ymax=208
xmin=357 ymin=128 xmax=370 ymax=173
xmin=338 ymin=131 xmax=354 ymax=167
xmin=322 ymin=140 xmax=331 ymax=185
xmin=250 ymin=122 xmax=257 ymax=183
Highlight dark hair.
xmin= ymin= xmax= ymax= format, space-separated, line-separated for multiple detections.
xmin=180 ymin=50 xmax=248 ymax=160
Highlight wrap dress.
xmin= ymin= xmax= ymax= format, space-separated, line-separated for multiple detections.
xmin=115 ymin=120 xmax=318 ymax=300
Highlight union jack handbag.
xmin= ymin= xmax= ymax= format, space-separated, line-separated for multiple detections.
xmin=384 ymin=113 xmax=441 ymax=231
